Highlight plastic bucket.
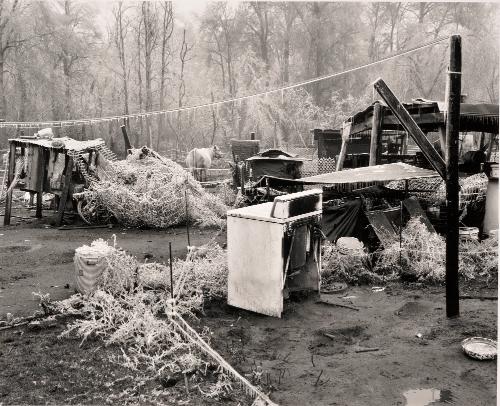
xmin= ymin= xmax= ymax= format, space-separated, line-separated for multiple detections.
xmin=74 ymin=250 xmax=108 ymax=294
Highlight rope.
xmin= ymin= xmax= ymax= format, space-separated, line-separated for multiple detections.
xmin=0 ymin=36 xmax=449 ymax=129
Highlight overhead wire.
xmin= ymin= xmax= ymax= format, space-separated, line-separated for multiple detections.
xmin=0 ymin=36 xmax=450 ymax=129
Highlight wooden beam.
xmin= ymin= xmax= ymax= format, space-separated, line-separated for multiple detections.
xmin=402 ymin=131 xmax=409 ymax=155
xmin=374 ymin=79 xmax=446 ymax=180
xmin=3 ymin=142 xmax=17 ymax=225
xmin=36 ymin=148 xmax=46 ymax=218
xmin=121 ymin=125 xmax=132 ymax=153
xmin=54 ymin=156 xmax=74 ymax=227
xmin=445 ymin=35 xmax=461 ymax=318
xmin=369 ymin=102 xmax=383 ymax=166
xmin=439 ymin=126 xmax=446 ymax=159
xmin=486 ymin=133 xmax=495 ymax=161
xmin=336 ymin=138 xmax=348 ymax=171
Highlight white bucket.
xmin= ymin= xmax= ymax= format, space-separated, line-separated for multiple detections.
xmin=74 ymin=243 xmax=112 ymax=294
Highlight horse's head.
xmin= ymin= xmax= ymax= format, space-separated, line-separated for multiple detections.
xmin=212 ymin=145 xmax=223 ymax=159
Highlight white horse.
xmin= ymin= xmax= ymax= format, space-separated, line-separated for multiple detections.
xmin=186 ymin=146 xmax=222 ymax=182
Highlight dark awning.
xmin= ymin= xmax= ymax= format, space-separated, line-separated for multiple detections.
xmin=345 ymin=100 xmax=499 ymax=135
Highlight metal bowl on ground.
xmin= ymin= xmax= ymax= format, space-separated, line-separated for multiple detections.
xmin=461 ymin=337 xmax=497 ymax=360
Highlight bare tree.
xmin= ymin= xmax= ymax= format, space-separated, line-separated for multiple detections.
xmin=248 ymin=2 xmax=270 ymax=71
xmin=176 ymin=28 xmax=193 ymax=151
xmin=113 ymin=3 xmax=131 ymax=132
xmin=157 ymin=1 xmax=174 ymax=151
xmin=0 ymin=0 xmax=20 ymax=121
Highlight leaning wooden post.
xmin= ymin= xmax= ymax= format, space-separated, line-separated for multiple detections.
xmin=445 ymin=34 xmax=461 ymax=318
xmin=369 ymin=102 xmax=383 ymax=166
xmin=373 ymin=79 xmax=446 ymax=180
xmin=336 ymin=122 xmax=351 ymax=171
xmin=121 ymin=125 xmax=132 ymax=154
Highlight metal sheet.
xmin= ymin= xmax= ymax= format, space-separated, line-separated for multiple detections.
xmin=227 ymin=216 xmax=285 ymax=317
xmin=403 ymin=197 xmax=436 ymax=233
xmin=365 ymin=210 xmax=398 ymax=247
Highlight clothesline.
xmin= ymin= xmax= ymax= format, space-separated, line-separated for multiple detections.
xmin=0 ymin=36 xmax=450 ymax=129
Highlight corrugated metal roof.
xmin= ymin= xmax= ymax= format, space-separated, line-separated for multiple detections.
xmin=9 ymin=137 xmax=105 ymax=151
xmin=298 ymin=163 xmax=438 ymax=184
xmin=278 ymin=162 xmax=439 ymax=185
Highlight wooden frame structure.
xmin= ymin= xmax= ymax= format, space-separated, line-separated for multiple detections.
xmin=3 ymin=138 xmax=105 ymax=227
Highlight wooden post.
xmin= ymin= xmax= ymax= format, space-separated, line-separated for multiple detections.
xmin=439 ymin=126 xmax=447 ymax=159
xmin=486 ymin=133 xmax=495 ymax=161
xmin=3 ymin=142 xmax=17 ymax=225
xmin=121 ymin=125 xmax=132 ymax=154
xmin=55 ymin=155 xmax=74 ymax=227
xmin=445 ymin=34 xmax=461 ymax=318
xmin=402 ymin=131 xmax=409 ymax=155
xmin=273 ymin=121 xmax=277 ymax=148
xmin=336 ymin=139 xmax=348 ymax=171
xmin=479 ymin=132 xmax=485 ymax=151
xmin=369 ymin=102 xmax=383 ymax=166
xmin=36 ymin=148 xmax=46 ymax=218
xmin=374 ymin=78 xmax=446 ymax=180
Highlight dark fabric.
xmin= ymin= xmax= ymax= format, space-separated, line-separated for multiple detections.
xmin=251 ymin=161 xmax=302 ymax=179
xmin=321 ymin=199 xmax=363 ymax=242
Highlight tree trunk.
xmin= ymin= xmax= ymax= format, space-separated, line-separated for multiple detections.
xmin=137 ymin=19 xmax=144 ymax=144
xmin=158 ymin=1 xmax=173 ymax=151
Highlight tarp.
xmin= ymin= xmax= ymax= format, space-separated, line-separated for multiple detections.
xmin=254 ymin=163 xmax=438 ymax=187
xmin=322 ymin=199 xmax=363 ymax=242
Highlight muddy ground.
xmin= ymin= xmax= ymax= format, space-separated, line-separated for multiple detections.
xmin=0 ymin=208 xmax=497 ymax=406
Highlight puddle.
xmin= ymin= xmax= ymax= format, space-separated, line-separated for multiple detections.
xmin=0 ymin=244 xmax=42 ymax=254
xmin=403 ymin=389 xmax=453 ymax=405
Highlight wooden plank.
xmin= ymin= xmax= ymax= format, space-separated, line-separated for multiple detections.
xmin=374 ymin=79 xmax=446 ymax=180
xmin=3 ymin=142 xmax=17 ymax=225
xmin=349 ymin=111 xmax=445 ymax=135
xmin=445 ymin=35 xmax=461 ymax=318
xmin=369 ymin=102 xmax=383 ymax=166
xmin=365 ymin=210 xmax=398 ymax=247
xmin=336 ymin=138 xmax=349 ymax=171
xmin=54 ymin=155 xmax=73 ymax=227
xmin=36 ymin=148 xmax=46 ymax=218
xmin=121 ymin=125 xmax=132 ymax=153
xmin=403 ymin=196 xmax=435 ymax=233
xmin=439 ymin=126 xmax=446 ymax=158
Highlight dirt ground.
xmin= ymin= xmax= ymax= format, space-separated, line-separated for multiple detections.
xmin=0 ymin=209 xmax=497 ymax=406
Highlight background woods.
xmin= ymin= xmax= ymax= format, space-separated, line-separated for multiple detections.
xmin=0 ymin=1 xmax=498 ymax=153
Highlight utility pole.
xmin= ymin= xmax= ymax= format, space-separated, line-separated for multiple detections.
xmin=445 ymin=34 xmax=461 ymax=318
